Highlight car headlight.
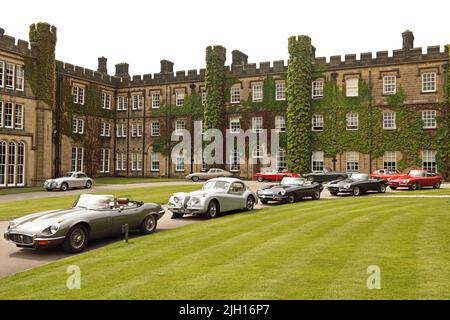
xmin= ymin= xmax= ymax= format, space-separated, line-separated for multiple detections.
xmin=173 ymin=196 xmax=181 ymax=204
xmin=8 ymin=221 xmax=18 ymax=230
xmin=280 ymin=189 xmax=286 ymax=195
xmin=189 ymin=197 xmax=200 ymax=205
xmin=49 ymin=223 xmax=60 ymax=235
xmin=403 ymin=179 xmax=410 ymax=184
xmin=343 ymin=183 xmax=351 ymax=189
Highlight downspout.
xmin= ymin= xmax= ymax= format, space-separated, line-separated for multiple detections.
xmin=113 ymin=89 xmax=117 ymax=176
xmin=167 ymin=84 xmax=171 ymax=178
xmin=142 ymin=88 xmax=146 ymax=177
xmin=126 ymin=89 xmax=130 ymax=177
xmin=54 ymin=74 xmax=63 ymax=178
xmin=368 ymin=70 xmax=373 ymax=174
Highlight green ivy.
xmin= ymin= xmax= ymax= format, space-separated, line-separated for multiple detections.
xmin=286 ymin=35 xmax=313 ymax=173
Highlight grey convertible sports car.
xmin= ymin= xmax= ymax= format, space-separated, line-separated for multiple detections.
xmin=4 ymin=194 xmax=165 ymax=253
xmin=256 ymin=177 xmax=323 ymax=204
xmin=327 ymin=173 xmax=388 ymax=196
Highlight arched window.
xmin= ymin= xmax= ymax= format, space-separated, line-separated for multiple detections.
xmin=0 ymin=141 xmax=6 ymax=186
xmin=8 ymin=142 xmax=16 ymax=185
xmin=17 ymin=142 xmax=25 ymax=186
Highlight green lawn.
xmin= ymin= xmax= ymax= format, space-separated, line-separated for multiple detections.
xmin=94 ymin=177 xmax=185 ymax=185
xmin=0 ymin=184 xmax=198 ymax=221
xmin=376 ymin=188 xmax=450 ymax=196
xmin=0 ymin=187 xmax=44 ymax=196
xmin=0 ymin=197 xmax=449 ymax=299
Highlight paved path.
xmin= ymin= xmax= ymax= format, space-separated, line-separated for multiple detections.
xmin=0 ymin=180 xmax=448 ymax=278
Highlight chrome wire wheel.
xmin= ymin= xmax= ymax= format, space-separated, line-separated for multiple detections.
xmin=379 ymin=184 xmax=386 ymax=193
xmin=70 ymin=228 xmax=86 ymax=250
xmin=144 ymin=215 xmax=156 ymax=232
xmin=246 ymin=196 xmax=255 ymax=211
xmin=352 ymin=186 xmax=360 ymax=196
xmin=287 ymin=194 xmax=295 ymax=204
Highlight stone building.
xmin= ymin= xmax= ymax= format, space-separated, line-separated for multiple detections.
xmin=0 ymin=23 xmax=448 ymax=187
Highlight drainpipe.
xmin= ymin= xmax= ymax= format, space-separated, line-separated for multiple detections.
xmin=368 ymin=70 xmax=373 ymax=174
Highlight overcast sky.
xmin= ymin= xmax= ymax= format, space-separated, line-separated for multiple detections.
xmin=2 ymin=0 xmax=449 ymax=76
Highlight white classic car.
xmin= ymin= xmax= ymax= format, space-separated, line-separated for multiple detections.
xmin=167 ymin=177 xmax=258 ymax=219
xmin=44 ymin=172 xmax=94 ymax=191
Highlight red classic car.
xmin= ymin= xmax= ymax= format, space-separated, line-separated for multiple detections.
xmin=254 ymin=170 xmax=300 ymax=182
xmin=370 ymin=169 xmax=404 ymax=181
xmin=388 ymin=169 xmax=443 ymax=190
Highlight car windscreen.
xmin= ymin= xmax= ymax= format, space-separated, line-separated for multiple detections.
xmin=64 ymin=172 xmax=73 ymax=177
xmin=203 ymin=181 xmax=230 ymax=191
xmin=350 ymin=173 xmax=369 ymax=181
xmin=74 ymin=194 xmax=114 ymax=209
xmin=409 ymin=170 xmax=425 ymax=177
xmin=281 ymin=177 xmax=305 ymax=185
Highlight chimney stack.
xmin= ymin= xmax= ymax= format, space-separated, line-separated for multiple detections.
xmin=402 ymin=30 xmax=414 ymax=50
xmin=231 ymin=50 xmax=248 ymax=66
xmin=0 ymin=28 xmax=4 ymax=36
xmin=160 ymin=60 xmax=174 ymax=74
xmin=98 ymin=56 xmax=107 ymax=74
xmin=115 ymin=62 xmax=129 ymax=77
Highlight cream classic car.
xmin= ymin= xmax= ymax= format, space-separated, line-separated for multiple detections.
xmin=167 ymin=177 xmax=257 ymax=219
xmin=44 ymin=172 xmax=94 ymax=191
xmin=185 ymin=168 xmax=233 ymax=182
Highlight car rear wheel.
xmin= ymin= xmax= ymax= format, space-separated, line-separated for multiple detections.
xmin=85 ymin=180 xmax=92 ymax=189
xmin=287 ymin=193 xmax=295 ymax=204
xmin=409 ymin=183 xmax=419 ymax=191
xmin=140 ymin=215 xmax=157 ymax=235
xmin=378 ymin=184 xmax=386 ymax=193
xmin=257 ymin=176 xmax=264 ymax=182
xmin=205 ymin=200 xmax=219 ymax=219
xmin=62 ymin=225 xmax=88 ymax=253
xmin=433 ymin=182 xmax=441 ymax=189
xmin=352 ymin=186 xmax=361 ymax=196
xmin=245 ymin=196 xmax=255 ymax=211
xmin=60 ymin=182 xmax=69 ymax=192
xmin=191 ymin=176 xmax=199 ymax=182
xmin=312 ymin=190 xmax=321 ymax=200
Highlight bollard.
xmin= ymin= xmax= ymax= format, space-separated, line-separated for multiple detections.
xmin=122 ymin=224 xmax=129 ymax=243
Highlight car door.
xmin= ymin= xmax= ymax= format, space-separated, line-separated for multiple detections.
xmin=223 ymin=182 xmax=246 ymax=211
xmin=76 ymin=173 xmax=88 ymax=188
xmin=110 ymin=204 xmax=143 ymax=234
xmin=88 ymin=209 xmax=116 ymax=239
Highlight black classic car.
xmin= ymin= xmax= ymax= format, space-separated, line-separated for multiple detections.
xmin=303 ymin=167 xmax=348 ymax=183
xmin=256 ymin=177 xmax=323 ymax=204
xmin=327 ymin=173 xmax=388 ymax=196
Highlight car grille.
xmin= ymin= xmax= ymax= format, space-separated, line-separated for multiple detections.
xmin=9 ymin=233 xmax=34 ymax=245
xmin=183 ymin=196 xmax=191 ymax=208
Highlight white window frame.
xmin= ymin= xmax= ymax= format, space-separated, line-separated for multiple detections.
xmin=383 ymin=111 xmax=396 ymax=130
xmin=71 ymin=147 xmax=84 ymax=172
xmin=422 ymin=72 xmax=436 ymax=93
xmin=276 ymin=148 xmax=287 ymax=171
xmin=382 ymin=75 xmax=396 ymax=95
xmin=5 ymin=63 xmax=14 ymax=90
xmin=275 ymin=116 xmax=286 ymax=132
xmin=312 ymin=114 xmax=324 ymax=131
xmin=346 ymin=151 xmax=359 ymax=173
xmin=72 ymin=85 xmax=85 ymax=105
xmin=175 ymin=152 xmax=185 ymax=172
xmin=0 ymin=102 xmax=3 ymax=128
xmin=132 ymin=94 xmax=143 ymax=110
xmin=275 ymin=82 xmax=286 ymax=101
xmin=252 ymin=83 xmax=263 ymax=102
xmin=14 ymin=104 xmax=23 ymax=129
xmin=345 ymin=78 xmax=359 ymax=97
xmin=422 ymin=110 xmax=437 ymax=129
xmin=151 ymin=152 xmax=160 ymax=172
xmin=72 ymin=118 xmax=84 ymax=134
xmin=100 ymin=149 xmax=110 ymax=173
xmin=312 ymin=80 xmax=324 ymax=99
xmin=17 ymin=142 xmax=25 ymax=186
xmin=230 ymin=118 xmax=241 ymax=134
xmin=117 ymin=95 xmax=128 ymax=111
xmin=175 ymin=120 xmax=185 ymax=135
xmin=346 ymin=112 xmax=359 ymax=131
xmin=151 ymin=92 xmax=160 ymax=108
xmin=312 ymin=151 xmax=324 ymax=172
xmin=0 ymin=61 xmax=4 ymax=88
xmin=151 ymin=121 xmax=160 ymax=137
xmin=0 ymin=141 xmax=6 ymax=186
xmin=102 ymin=92 xmax=111 ymax=110
xmin=4 ymin=103 xmax=13 ymax=129
xmin=230 ymin=149 xmax=241 ymax=172
xmin=15 ymin=65 xmax=24 ymax=92
xmin=383 ymin=151 xmax=397 ymax=170
xmin=422 ymin=150 xmax=437 ymax=172
xmin=116 ymin=124 xmax=127 ymax=138
xmin=230 ymin=86 xmax=240 ymax=104
xmin=8 ymin=142 xmax=16 ymax=185
xmin=252 ymin=116 xmax=263 ymax=133
xmin=175 ymin=90 xmax=185 ymax=106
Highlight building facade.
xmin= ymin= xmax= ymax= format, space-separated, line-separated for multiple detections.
xmin=0 ymin=24 xmax=449 ymax=187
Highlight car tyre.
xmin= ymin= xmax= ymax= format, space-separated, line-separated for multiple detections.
xmin=330 ymin=191 xmax=338 ymax=196
xmin=140 ymin=215 xmax=157 ymax=235
xmin=257 ymin=176 xmax=264 ymax=182
xmin=62 ymin=224 xmax=88 ymax=253
xmin=433 ymin=182 xmax=441 ymax=189
xmin=260 ymin=199 xmax=268 ymax=204
xmin=60 ymin=182 xmax=69 ymax=192
xmin=409 ymin=182 xmax=419 ymax=191
xmin=312 ymin=190 xmax=321 ymax=200
xmin=85 ymin=180 xmax=92 ymax=189
xmin=205 ymin=200 xmax=219 ymax=219
xmin=378 ymin=184 xmax=387 ymax=193
xmin=191 ymin=176 xmax=200 ymax=182
xmin=244 ymin=196 xmax=255 ymax=211
xmin=287 ymin=193 xmax=295 ymax=204
xmin=352 ymin=186 xmax=361 ymax=196
xmin=171 ymin=212 xmax=184 ymax=219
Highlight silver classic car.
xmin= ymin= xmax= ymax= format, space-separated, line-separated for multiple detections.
xmin=44 ymin=171 xmax=94 ymax=191
xmin=4 ymin=194 xmax=165 ymax=253
xmin=185 ymin=168 xmax=233 ymax=182
xmin=167 ymin=177 xmax=258 ymax=219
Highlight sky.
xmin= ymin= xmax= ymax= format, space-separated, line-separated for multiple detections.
xmin=1 ymin=0 xmax=449 ymax=76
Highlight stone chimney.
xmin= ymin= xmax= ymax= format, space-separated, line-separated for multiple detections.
xmin=231 ymin=50 xmax=248 ymax=66
xmin=402 ymin=30 xmax=414 ymax=50
xmin=160 ymin=59 xmax=174 ymax=73
xmin=98 ymin=56 xmax=107 ymax=74
xmin=115 ymin=62 xmax=129 ymax=77
xmin=0 ymin=28 xmax=4 ymax=36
